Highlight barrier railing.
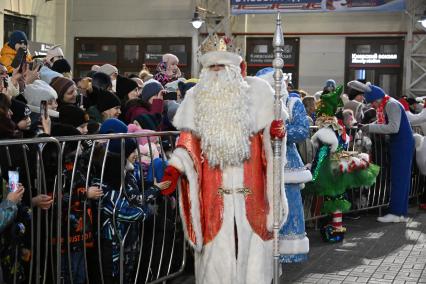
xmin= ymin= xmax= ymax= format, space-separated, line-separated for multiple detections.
xmin=0 ymin=128 xmax=424 ymax=283
xmin=0 ymin=132 xmax=185 ymax=284
xmin=301 ymin=126 xmax=425 ymax=222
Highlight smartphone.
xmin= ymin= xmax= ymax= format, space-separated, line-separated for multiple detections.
xmin=11 ymin=48 xmax=27 ymax=69
xmin=8 ymin=170 xmax=19 ymax=192
xmin=2 ymin=77 xmax=8 ymax=89
xmin=163 ymin=91 xmax=178 ymax=101
xmin=40 ymin=100 xmax=48 ymax=119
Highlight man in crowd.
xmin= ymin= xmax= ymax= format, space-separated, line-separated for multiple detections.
xmin=160 ymin=34 xmax=288 ymax=284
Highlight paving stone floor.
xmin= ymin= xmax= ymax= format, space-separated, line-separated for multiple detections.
xmin=169 ymin=207 xmax=426 ymax=284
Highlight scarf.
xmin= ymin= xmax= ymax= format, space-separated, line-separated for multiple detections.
xmin=376 ymin=95 xmax=390 ymax=124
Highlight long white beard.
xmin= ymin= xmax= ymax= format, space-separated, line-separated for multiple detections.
xmin=193 ymin=65 xmax=252 ymax=169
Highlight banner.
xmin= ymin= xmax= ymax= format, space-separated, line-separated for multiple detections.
xmin=231 ymin=0 xmax=405 ymax=15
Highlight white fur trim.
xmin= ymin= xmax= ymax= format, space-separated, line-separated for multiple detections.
xmin=414 ymin=134 xmax=426 ymax=175
xmin=287 ymin=97 xmax=298 ymax=122
xmin=311 ymin=128 xmax=339 ymax=153
xmin=168 ymin=154 xmax=185 ymax=173
xmin=172 ymin=148 xmax=204 ymax=252
xmin=173 ymin=76 xmax=276 ymax=135
xmin=284 ymin=169 xmax=312 ymax=184
xmin=263 ymin=126 xmax=289 ymax=231
xmin=200 ymin=51 xmax=242 ymax=68
xmin=279 ymin=236 xmax=309 ymax=255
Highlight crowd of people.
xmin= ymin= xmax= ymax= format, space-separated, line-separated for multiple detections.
xmin=0 ymin=29 xmax=425 ymax=284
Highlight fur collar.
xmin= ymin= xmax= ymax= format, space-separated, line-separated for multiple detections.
xmin=173 ymin=76 xmax=274 ymax=134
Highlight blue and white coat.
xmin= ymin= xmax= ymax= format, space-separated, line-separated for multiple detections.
xmin=279 ymin=93 xmax=312 ymax=263
xmin=256 ymin=68 xmax=311 ymax=263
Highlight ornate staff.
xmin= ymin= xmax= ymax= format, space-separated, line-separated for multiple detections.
xmin=272 ymin=13 xmax=285 ymax=284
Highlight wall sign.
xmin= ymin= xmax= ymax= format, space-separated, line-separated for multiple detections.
xmin=246 ymin=38 xmax=298 ymax=67
xmin=76 ymin=51 xmax=117 ymax=65
xmin=231 ymin=0 xmax=405 ymax=14
xmin=351 ymin=53 xmax=398 ymax=65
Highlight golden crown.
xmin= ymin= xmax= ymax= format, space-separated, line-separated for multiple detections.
xmin=200 ymin=33 xmax=227 ymax=54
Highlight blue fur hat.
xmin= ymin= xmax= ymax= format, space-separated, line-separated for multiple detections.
xmin=364 ymin=85 xmax=385 ymax=103
xmin=255 ymin=67 xmax=274 ymax=78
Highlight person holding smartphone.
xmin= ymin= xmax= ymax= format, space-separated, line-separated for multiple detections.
xmin=124 ymin=80 xmax=164 ymax=126
xmin=0 ymin=30 xmax=32 ymax=74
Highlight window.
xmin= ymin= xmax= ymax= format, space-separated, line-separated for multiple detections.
xmin=356 ymin=44 xmax=371 ymax=53
xmin=124 ymin=44 xmax=139 ymax=62
xmin=146 ymin=45 xmax=162 ymax=53
xmin=4 ymin=14 xmax=31 ymax=45
xmin=80 ymin=43 xmax=96 ymax=52
xmin=169 ymin=44 xmax=185 ymax=53
xmin=380 ymin=44 xmax=397 ymax=53
xmin=101 ymin=44 xmax=117 ymax=53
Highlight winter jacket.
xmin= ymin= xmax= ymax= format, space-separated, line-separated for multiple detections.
xmin=0 ymin=199 xmax=17 ymax=234
xmin=0 ymin=43 xmax=32 ymax=74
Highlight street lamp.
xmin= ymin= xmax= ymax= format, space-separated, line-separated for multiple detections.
xmin=190 ymin=6 xmax=223 ymax=30
xmin=418 ymin=10 xmax=426 ymax=29
xmin=191 ymin=11 xmax=204 ymax=29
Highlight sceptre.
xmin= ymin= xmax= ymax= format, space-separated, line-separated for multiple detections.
xmin=272 ymin=13 xmax=285 ymax=284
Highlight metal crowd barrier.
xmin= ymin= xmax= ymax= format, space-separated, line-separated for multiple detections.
xmin=0 ymin=131 xmax=185 ymax=284
xmin=0 ymin=128 xmax=425 ymax=283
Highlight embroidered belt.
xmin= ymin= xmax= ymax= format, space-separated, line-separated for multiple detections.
xmin=218 ymin=187 xmax=252 ymax=197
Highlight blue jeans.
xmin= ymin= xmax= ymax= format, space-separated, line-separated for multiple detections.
xmin=61 ymin=250 xmax=86 ymax=284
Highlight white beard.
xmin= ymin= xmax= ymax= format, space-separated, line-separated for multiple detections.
xmin=193 ymin=65 xmax=252 ymax=169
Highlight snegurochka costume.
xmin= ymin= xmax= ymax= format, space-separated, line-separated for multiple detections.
xmin=308 ymin=86 xmax=379 ymax=242
xmin=256 ymin=67 xmax=312 ymax=263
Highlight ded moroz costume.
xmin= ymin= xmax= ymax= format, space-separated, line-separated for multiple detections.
xmin=160 ymin=34 xmax=289 ymax=284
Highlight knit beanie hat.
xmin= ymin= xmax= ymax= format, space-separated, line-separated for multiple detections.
xmin=50 ymin=76 xmax=75 ymax=101
xmin=133 ymin=113 xmax=158 ymax=131
xmin=92 ymin=72 xmax=112 ymax=91
xmin=99 ymin=118 xmax=137 ymax=158
xmin=141 ymin=80 xmax=163 ymax=103
xmin=98 ymin=64 xmax=118 ymax=76
xmin=59 ymin=105 xmax=89 ymax=128
xmin=39 ymin=66 xmax=63 ymax=84
xmin=127 ymin=123 xmax=159 ymax=146
xmin=45 ymin=45 xmax=64 ymax=63
xmin=8 ymin=30 xmax=28 ymax=48
xmin=325 ymin=79 xmax=336 ymax=89
xmin=178 ymin=80 xmax=197 ymax=99
xmin=165 ymin=78 xmax=186 ymax=93
xmin=24 ymin=80 xmax=58 ymax=107
xmin=10 ymin=99 xmax=31 ymax=124
xmin=116 ymin=74 xmax=138 ymax=100
xmin=96 ymin=90 xmax=121 ymax=113
xmin=364 ymin=85 xmax=385 ymax=104
xmin=51 ymin=59 xmax=71 ymax=74
xmin=166 ymin=100 xmax=180 ymax=122
xmin=99 ymin=118 xmax=127 ymax=135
